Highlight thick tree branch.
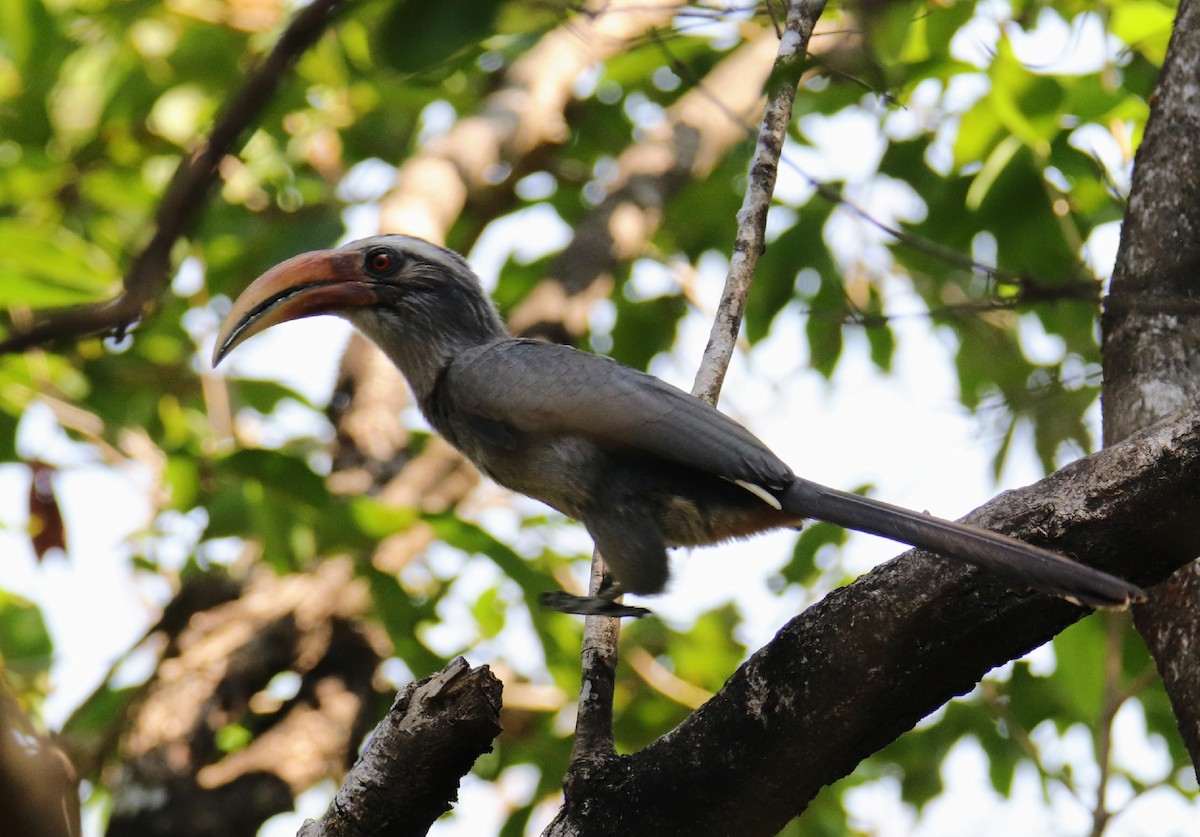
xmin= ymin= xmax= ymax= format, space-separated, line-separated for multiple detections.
xmin=297 ymin=658 xmax=503 ymax=837
xmin=0 ymin=0 xmax=346 ymax=355
xmin=548 ymin=405 xmax=1200 ymax=836
xmin=1101 ymin=0 xmax=1200 ymax=775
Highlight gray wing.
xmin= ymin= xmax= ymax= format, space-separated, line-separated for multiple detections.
xmin=446 ymin=339 xmax=793 ymax=489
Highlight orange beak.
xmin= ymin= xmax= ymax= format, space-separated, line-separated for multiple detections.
xmin=212 ymin=249 xmax=377 ymax=367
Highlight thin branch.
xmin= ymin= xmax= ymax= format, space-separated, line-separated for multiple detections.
xmin=0 ymin=0 xmax=347 ymax=355
xmin=658 ymin=12 xmax=1099 ymax=304
xmin=568 ymin=555 xmax=622 ymax=767
xmin=555 ymin=0 xmax=825 ymax=827
xmin=692 ymin=0 xmax=824 ymax=403
xmin=809 ymin=179 xmax=1012 ymax=285
xmin=1090 ymin=612 xmax=1127 ymax=837
xmin=561 ymin=5 xmax=786 ymax=780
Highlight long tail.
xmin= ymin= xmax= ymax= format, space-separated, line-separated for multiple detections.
xmin=780 ymin=478 xmax=1144 ymax=608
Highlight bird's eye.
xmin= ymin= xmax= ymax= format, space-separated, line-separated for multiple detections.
xmin=364 ymin=247 xmax=402 ymax=277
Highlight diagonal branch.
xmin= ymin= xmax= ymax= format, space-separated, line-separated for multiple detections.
xmin=691 ymin=0 xmax=825 ymax=403
xmin=0 ymin=0 xmax=347 ymax=355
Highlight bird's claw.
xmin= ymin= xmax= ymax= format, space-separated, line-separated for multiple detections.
xmin=539 ymin=591 xmax=651 ymax=618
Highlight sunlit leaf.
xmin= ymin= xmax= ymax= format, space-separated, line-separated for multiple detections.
xmin=0 ymin=222 xmax=119 ymax=307
xmin=0 ymin=591 xmax=53 ymax=678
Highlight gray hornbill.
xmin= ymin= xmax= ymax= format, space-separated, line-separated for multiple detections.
xmin=213 ymin=235 xmax=1144 ymax=616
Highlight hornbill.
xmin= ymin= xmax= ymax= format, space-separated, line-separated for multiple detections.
xmin=213 ymin=235 xmax=1144 ymax=616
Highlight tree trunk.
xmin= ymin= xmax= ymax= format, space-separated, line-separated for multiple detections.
xmin=1101 ymin=0 xmax=1200 ymax=777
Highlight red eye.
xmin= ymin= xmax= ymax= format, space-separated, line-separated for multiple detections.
xmin=365 ymin=246 xmax=403 ymax=277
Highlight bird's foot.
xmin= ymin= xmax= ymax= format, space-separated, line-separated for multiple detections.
xmin=539 ymin=591 xmax=651 ymax=618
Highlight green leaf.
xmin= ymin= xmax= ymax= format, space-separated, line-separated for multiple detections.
xmin=361 ymin=565 xmax=446 ymax=676
xmin=781 ymin=521 xmax=846 ymax=587
xmin=218 ymin=449 xmax=330 ymax=510
xmin=215 ymin=723 xmax=253 ymax=753
xmin=165 ymin=455 xmax=199 ymax=511
xmin=609 ymin=292 xmax=686 ymax=371
xmin=375 ymin=0 xmax=506 ymax=74
xmin=805 ymin=268 xmax=847 ymax=379
xmin=60 ymin=684 xmax=138 ymax=756
xmin=0 ymin=221 xmax=119 ymax=307
xmin=984 ymin=39 xmax=1062 ymax=155
xmin=750 ymin=202 xmax=835 ymax=344
xmin=0 ymin=591 xmax=53 ymax=677
xmin=0 ymin=410 xmax=16 ymax=462
xmin=350 ymin=496 xmax=419 ymax=538
xmin=227 ymin=379 xmax=314 ymax=413
xmin=1110 ymin=1 xmax=1176 ymax=64
xmin=1046 ymin=616 xmax=1106 ymax=721
xmin=863 ymin=285 xmax=895 ymax=372
xmin=471 ymin=586 xmax=505 ymax=639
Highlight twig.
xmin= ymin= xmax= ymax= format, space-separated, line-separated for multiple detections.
xmin=693 ymin=0 xmax=824 ymax=403
xmin=1090 ymin=612 xmax=1126 ymax=837
xmin=0 ymin=0 xmax=347 ymax=356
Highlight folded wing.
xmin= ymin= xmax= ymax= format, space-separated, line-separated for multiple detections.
xmin=446 ymin=339 xmax=794 ymax=489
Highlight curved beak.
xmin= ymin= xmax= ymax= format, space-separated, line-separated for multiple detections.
xmin=212 ymin=249 xmax=377 ymax=367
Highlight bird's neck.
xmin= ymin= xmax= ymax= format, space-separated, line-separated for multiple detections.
xmin=350 ymin=305 xmax=507 ymax=403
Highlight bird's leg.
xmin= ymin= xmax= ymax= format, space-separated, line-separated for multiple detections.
xmin=540 ymin=511 xmax=664 ymax=616
xmin=540 ymin=574 xmax=651 ymax=618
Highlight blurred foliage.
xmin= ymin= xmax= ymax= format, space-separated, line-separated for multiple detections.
xmin=0 ymin=0 xmax=1188 ymax=834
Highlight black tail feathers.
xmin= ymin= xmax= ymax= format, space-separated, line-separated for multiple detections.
xmin=780 ymin=478 xmax=1144 ymax=608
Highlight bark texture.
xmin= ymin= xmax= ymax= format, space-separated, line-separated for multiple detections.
xmin=298 ymin=658 xmax=503 ymax=837
xmin=1101 ymin=0 xmax=1200 ymax=776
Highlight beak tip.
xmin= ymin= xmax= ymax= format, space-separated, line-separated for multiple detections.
xmin=211 ymin=332 xmax=236 ymax=368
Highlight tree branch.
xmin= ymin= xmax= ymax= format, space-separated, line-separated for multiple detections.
xmin=567 ymin=555 xmax=622 ymax=769
xmin=1101 ymin=0 xmax=1200 ymax=776
xmin=547 ymin=404 xmax=1200 ymax=836
xmin=298 ymin=658 xmax=503 ymax=837
xmin=0 ymin=0 xmax=347 ymax=355
xmin=692 ymin=0 xmax=824 ymax=402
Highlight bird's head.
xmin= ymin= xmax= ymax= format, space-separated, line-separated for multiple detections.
xmin=212 ymin=235 xmax=506 ymax=393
